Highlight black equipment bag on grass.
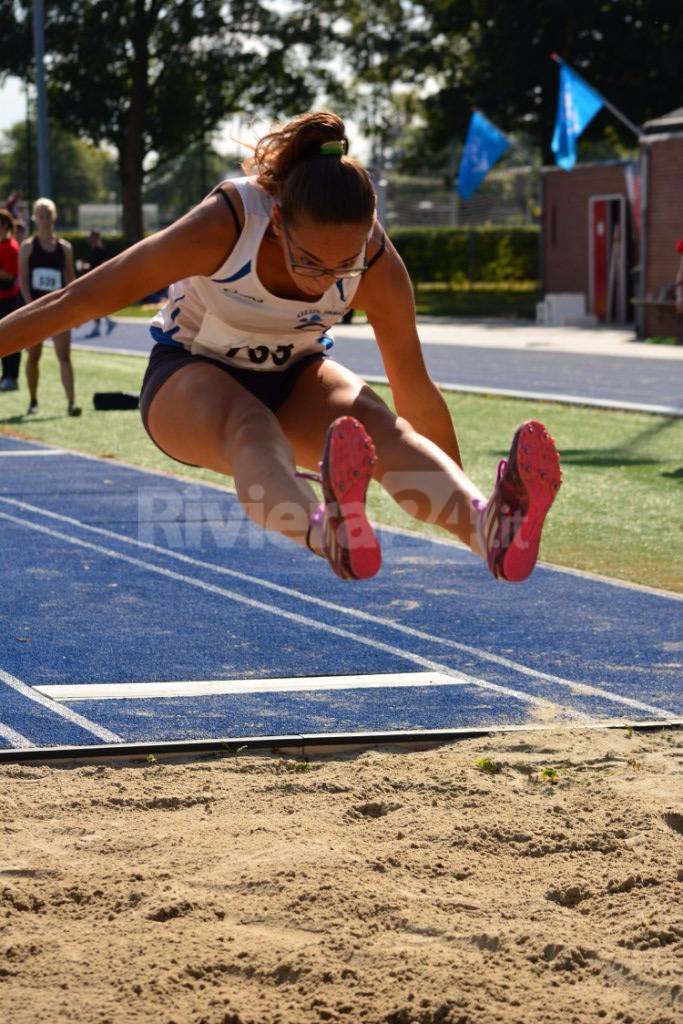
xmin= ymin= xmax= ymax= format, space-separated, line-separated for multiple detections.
xmin=93 ymin=392 xmax=140 ymax=411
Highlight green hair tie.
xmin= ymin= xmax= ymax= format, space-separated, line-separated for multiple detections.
xmin=320 ymin=141 xmax=345 ymax=156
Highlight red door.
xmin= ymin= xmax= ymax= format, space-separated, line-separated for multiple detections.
xmin=591 ymin=199 xmax=608 ymax=321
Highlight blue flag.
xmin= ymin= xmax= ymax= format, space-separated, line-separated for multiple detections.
xmin=551 ymin=62 xmax=603 ymax=170
xmin=456 ymin=111 xmax=510 ymax=201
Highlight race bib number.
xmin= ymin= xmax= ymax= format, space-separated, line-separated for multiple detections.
xmin=194 ymin=312 xmax=296 ymax=369
xmin=31 ymin=266 xmax=62 ymax=292
xmin=224 ymin=343 xmax=294 ymax=366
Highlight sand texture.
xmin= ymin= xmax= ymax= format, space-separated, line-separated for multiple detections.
xmin=1 ymin=726 xmax=682 ymax=1024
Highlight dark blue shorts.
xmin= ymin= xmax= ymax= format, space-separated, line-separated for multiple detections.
xmin=140 ymin=342 xmax=324 ymax=465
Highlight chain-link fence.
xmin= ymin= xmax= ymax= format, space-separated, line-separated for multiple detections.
xmin=379 ymin=166 xmax=538 ymax=229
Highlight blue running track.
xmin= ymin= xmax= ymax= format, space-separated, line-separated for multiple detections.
xmin=0 ymin=434 xmax=681 ymax=756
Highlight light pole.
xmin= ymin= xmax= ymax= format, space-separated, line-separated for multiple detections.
xmin=32 ymin=0 xmax=51 ymax=197
xmin=24 ymin=79 xmax=34 ymax=210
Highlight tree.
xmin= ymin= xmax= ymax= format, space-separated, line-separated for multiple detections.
xmin=311 ymin=0 xmax=683 ymax=165
xmin=1 ymin=0 xmax=326 ymax=242
xmin=309 ymin=0 xmax=433 ymax=167
xmin=0 ymin=121 xmax=118 ymax=224
xmin=143 ymin=141 xmax=243 ymax=222
xmin=405 ymin=0 xmax=683 ymax=161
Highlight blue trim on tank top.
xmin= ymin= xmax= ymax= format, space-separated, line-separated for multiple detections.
xmin=212 ymin=260 xmax=251 ymax=284
xmin=150 ymin=325 xmax=184 ymax=349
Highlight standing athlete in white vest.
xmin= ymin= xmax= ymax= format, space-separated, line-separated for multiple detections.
xmin=0 ymin=111 xmax=561 ymax=583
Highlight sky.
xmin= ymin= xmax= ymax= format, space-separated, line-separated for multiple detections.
xmin=0 ymin=77 xmax=26 ymax=132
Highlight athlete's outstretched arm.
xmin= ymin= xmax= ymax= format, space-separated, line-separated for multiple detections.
xmin=0 ymin=194 xmax=237 ymax=359
xmin=354 ymin=237 xmax=464 ymax=468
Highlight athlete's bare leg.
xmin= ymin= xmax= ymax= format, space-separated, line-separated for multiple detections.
xmin=25 ymin=341 xmax=42 ymax=404
xmin=53 ymin=331 xmax=76 ymax=405
xmin=146 ymin=362 xmax=321 ymax=547
xmin=277 ymin=358 xmax=486 ymax=553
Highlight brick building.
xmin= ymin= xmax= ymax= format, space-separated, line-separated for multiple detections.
xmin=540 ymin=107 xmax=683 ymax=338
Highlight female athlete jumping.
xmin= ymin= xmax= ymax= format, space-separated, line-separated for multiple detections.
xmin=0 ymin=111 xmax=561 ymax=582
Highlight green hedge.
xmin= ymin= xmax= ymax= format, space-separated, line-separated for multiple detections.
xmin=389 ymin=227 xmax=539 ymax=285
xmin=59 ymin=227 xmax=540 ymax=287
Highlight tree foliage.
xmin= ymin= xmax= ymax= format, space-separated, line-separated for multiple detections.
xmin=143 ymin=141 xmax=243 ymax=220
xmin=0 ymin=121 xmax=118 ymax=224
xmin=2 ymin=0 xmax=680 ymax=233
xmin=414 ymin=0 xmax=683 ymax=160
xmin=0 ymin=0 xmax=327 ymax=241
xmin=313 ymin=0 xmax=683 ymax=167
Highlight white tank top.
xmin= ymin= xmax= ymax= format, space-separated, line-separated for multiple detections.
xmin=150 ymin=176 xmax=364 ymax=372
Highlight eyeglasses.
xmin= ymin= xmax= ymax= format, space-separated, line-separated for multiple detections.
xmin=281 ymin=221 xmax=368 ymax=279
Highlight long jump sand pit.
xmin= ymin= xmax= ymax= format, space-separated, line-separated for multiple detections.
xmin=1 ymin=726 xmax=681 ymax=1024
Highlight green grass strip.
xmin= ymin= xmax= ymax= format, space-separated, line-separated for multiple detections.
xmin=1 ymin=348 xmax=681 ymax=593
xmin=113 ymin=304 xmax=163 ymax=319
xmin=413 ymin=282 xmax=539 ymax=319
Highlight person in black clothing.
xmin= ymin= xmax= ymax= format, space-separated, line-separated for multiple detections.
xmin=0 ymin=208 xmax=21 ymax=390
xmin=82 ymin=230 xmax=115 ymax=338
xmin=0 ymin=216 xmax=28 ymax=391
xmin=19 ymin=197 xmax=81 ymax=416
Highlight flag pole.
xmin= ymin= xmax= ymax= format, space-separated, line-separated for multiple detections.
xmin=550 ymin=53 xmax=644 ymax=140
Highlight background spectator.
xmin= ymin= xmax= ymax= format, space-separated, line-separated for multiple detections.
xmin=82 ymin=229 xmax=116 ymax=338
xmin=0 ymin=208 xmax=21 ymax=391
xmin=19 ymin=198 xmax=81 ymax=416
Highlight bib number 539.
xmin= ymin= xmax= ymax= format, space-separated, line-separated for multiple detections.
xmin=31 ymin=267 xmax=62 ymax=292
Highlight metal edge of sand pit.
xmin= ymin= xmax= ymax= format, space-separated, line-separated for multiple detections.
xmin=1 ymin=718 xmax=680 ymax=766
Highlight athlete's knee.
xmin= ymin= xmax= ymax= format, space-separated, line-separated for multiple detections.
xmin=363 ymin=404 xmax=414 ymax=454
xmin=225 ymin=405 xmax=298 ymax=528
xmin=223 ymin=401 xmax=291 ymax=463
xmin=352 ymin=389 xmax=407 ymax=447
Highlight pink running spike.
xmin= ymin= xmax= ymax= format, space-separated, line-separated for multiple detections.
xmin=304 ymin=416 xmax=381 ymax=581
xmin=475 ymin=420 xmax=562 ymax=583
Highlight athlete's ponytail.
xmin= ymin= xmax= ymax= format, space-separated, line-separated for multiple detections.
xmin=245 ymin=111 xmax=375 ymax=227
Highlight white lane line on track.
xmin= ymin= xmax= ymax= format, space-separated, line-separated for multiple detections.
xmin=0 ymin=449 xmax=68 ymax=457
xmin=0 ymin=509 xmax=586 ymax=720
xmin=65 ymin=340 xmax=683 ymax=416
xmin=0 ymin=667 xmax=122 ymax=743
xmin=359 ymin=375 xmax=683 ymax=418
xmin=0 ymin=497 xmax=677 ymax=721
xmin=0 ymin=720 xmax=32 ymax=747
xmin=36 ymin=672 xmax=466 ymax=701
xmin=3 ymin=437 xmax=679 ymax=601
